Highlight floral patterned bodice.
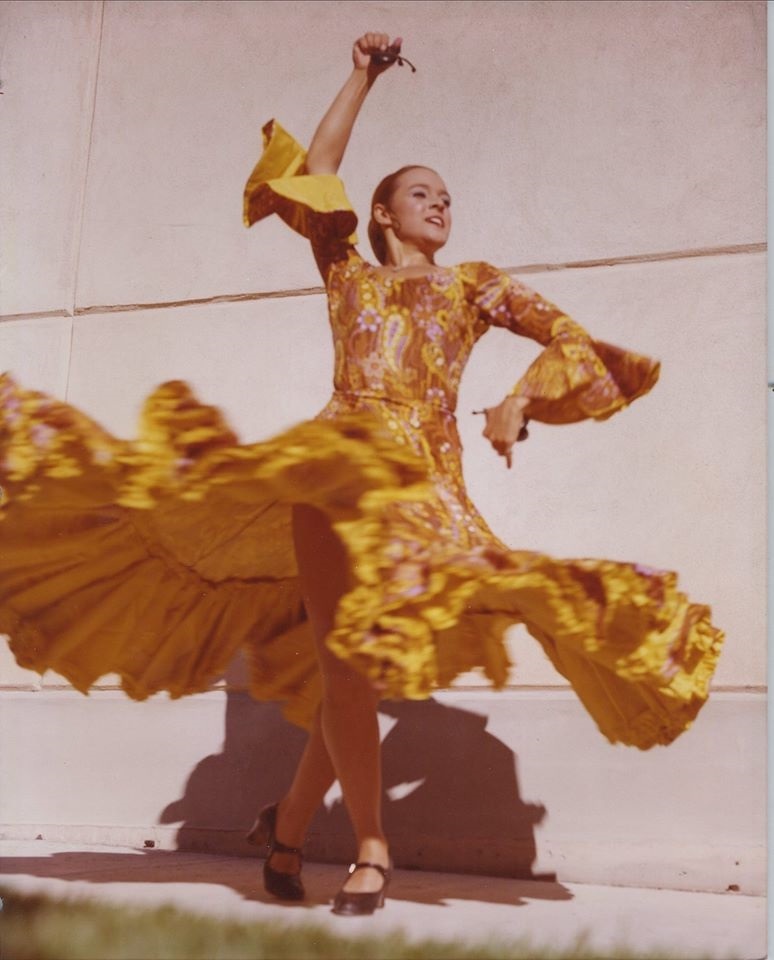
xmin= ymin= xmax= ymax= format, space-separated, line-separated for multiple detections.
xmin=316 ymin=245 xmax=610 ymax=524
xmin=323 ymin=248 xmax=604 ymax=412
xmin=326 ymin=255 xmax=494 ymax=414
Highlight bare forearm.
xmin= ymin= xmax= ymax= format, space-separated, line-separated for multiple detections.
xmin=306 ymin=32 xmax=399 ymax=175
xmin=306 ymin=68 xmax=374 ymax=175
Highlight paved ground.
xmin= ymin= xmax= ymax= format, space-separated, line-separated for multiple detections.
xmin=0 ymin=840 xmax=766 ymax=959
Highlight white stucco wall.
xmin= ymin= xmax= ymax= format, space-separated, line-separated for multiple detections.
xmin=0 ymin=0 xmax=766 ymax=888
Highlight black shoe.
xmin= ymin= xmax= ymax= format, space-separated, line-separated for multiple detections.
xmin=332 ymin=861 xmax=390 ymax=916
xmin=246 ymin=803 xmax=305 ymax=902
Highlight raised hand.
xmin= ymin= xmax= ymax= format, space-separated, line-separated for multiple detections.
xmin=352 ymin=33 xmax=403 ymax=75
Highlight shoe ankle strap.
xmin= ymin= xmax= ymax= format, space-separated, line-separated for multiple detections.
xmin=271 ymin=837 xmax=303 ymax=857
xmin=347 ymin=861 xmax=390 ymax=878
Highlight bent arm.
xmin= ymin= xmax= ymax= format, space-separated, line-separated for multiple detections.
xmin=469 ymin=264 xmax=659 ymax=464
xmin=472 ymin=264 xmax=657 ymax=418
xmin=306 ymin=33 xmax=401 ymax=175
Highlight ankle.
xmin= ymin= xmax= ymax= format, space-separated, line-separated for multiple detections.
xmin=275 ymin=798 xmax=306 ymax=849
xmin=339 ymin=843 xmax=391 ymax=901
xmin=356 ymin=836 xmax=390 ymax=869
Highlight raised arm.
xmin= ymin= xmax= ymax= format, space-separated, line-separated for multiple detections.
xmin=305 ymin=33 xmax=402 ymax=175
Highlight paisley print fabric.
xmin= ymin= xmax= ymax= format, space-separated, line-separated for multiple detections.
xmin=0 ymin=121 xmax=722 ymax=748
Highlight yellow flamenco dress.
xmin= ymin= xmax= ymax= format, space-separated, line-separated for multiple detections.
xmin=0 ymin=120 xmax=722 ymax=748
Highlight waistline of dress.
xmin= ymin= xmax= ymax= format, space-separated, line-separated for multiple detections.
xmin=331 ymin=390 xmax=457 ymax=419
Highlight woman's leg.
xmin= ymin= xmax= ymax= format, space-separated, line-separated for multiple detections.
xmin=284 ymin=502 xmax=389 ymax=894
xmin=267 ymin=708 xmax=334 ymax=875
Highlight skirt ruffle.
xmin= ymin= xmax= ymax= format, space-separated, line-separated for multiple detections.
xmin=0 ymin=374 xmax=723 ymax=746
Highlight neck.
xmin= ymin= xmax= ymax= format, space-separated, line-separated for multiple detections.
xmin=383 ymin=250 xmax=434 ymax=271
xmin=382 ymin=233 xmax=437 ymax=270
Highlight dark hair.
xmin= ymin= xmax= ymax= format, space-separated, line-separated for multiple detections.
xmin=368 ymin=165 xmax=425 ymax=264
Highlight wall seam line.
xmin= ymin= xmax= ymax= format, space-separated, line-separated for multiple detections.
xmin=0 ymin=311 xmax=73 ymax=325
xmin=64 ymin=241 xmax=766 ymax=318
xmin=2 ymin=240 xmax=764 ymax=324
xmin=65 ymin=0 xmax=105 ymax=399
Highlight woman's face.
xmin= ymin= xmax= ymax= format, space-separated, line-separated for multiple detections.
xmin=375 ymin=167 xmax=452 ymax=254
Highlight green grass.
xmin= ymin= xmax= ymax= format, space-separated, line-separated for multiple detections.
xmin=0 ymin=886 xmax=698 ymax=960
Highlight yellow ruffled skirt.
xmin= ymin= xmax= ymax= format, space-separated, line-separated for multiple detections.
xmin=0 ymin=373 xmax=722 ymax=747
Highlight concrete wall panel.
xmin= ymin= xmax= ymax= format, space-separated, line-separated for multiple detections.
xmin=0 ymin=1 xmax=101 ymax=316
xmin=0 ymin=316 xmax=72 ymax=396
xmin=0 ymin=688 xmax=764 ymax=894
xmin=75 ymin=0 xmax=765 ymax=307
xmin=0 ymin=691 xmax=225 ymax=827
xmin=67 ymin=294 xmax=332 ymax=439
xmin=0 ymin=644 xmax=42 ymax=690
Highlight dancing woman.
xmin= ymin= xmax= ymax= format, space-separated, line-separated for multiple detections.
xmin=241 ymin=31 xmax=722 ymax=914
xmin=0 ymin=33 xmax=723 ymax=916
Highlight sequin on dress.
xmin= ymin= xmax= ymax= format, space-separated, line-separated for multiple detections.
xmin=0 ymin=120 xmax=723 ymax=747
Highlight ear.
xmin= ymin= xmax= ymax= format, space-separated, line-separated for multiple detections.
xmin=372 ymin=203 xmax=394 ymax=229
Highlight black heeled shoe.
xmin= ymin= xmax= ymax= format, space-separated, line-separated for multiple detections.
xmin=246 ymin=803 xmax=305 ymax=902
xmin=332 ymin=861 xmax=390 ymax=916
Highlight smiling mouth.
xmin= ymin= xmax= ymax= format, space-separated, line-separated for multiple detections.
xmin=426 ymin=217 xmax=445 ymax=227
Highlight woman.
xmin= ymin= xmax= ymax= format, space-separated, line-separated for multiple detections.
xmin=240 ymin=31 xmax=723 ymax=912
xmin=0 ymin=33 xmax=722 ymax=917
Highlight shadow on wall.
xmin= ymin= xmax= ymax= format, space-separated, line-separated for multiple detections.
xmin=160 ymin=691 xmax=552 ymax=881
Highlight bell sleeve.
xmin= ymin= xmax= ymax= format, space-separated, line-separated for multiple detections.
xmin=243 ymin=119 xmax=360 ymax=281
xmin=469 ymin=262 xmax=660 ymax=424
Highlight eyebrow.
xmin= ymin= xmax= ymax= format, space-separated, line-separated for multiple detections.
xmin=407 ymin=182 xmax=451 ymax=197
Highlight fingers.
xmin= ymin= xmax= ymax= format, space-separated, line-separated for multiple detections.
xmin=485 ymin=433 xmax=514 ymax=467
xmin=484 ymin=423 xmax=528 ymax=443
xmin=355 ymin=32 xmax=394 ymax=55
xmin=495 ymin=443 xmax=514 ymax=468
xmin=483 ymin=428 xmax=516 ymax=468
xmin=370 ymin=32 xmax=390 ymax=51
xmin=475 ymin=404 xmax=526 ymax=467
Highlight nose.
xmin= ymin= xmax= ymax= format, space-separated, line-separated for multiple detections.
xmin=429 ymin=197 xmax=444 ymax=211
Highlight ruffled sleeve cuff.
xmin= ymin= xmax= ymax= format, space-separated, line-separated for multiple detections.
xmin=243 ymin=119 xmax=358 ymax=245
xmin=510 ymin=320 xmax=661 ymax=424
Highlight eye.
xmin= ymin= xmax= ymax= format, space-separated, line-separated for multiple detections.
xmin=442 ymin=197 xmax=452 ymax=208
xmin=412 ymin=190 xmax=427 ymax=198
